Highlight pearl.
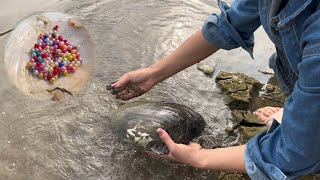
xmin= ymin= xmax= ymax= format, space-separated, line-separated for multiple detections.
xmin=26 ymin=62 xmax=32 ymax=68
xmin=38 ymin=57 xmax=43 ymax=63
xmin=38 ymin=65 xmax=44 ymax=71
xmin=62 ymin=70 xmax=68 ymax=76
xmin=43 ymin=67 xmax=48 ymax=73
xmin=71 ymin=66 xmax=76 ymax=72
xmin=33 ymin=70 xmax=39 ymax=76
xmin=67 ymin=55 xmax=73 ymax=61
xmin=38 ymin=72 xmax=43 ymax=78
xmin=60 ymin=66 xmax=67 ymax=71
xmin=30 ymin=66 xmax=36 ymax=72
xmin=71 ymin=49 xmax=77 ymax=54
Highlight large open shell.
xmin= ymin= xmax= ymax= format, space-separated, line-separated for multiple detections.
xmin=4 ymin=12 xmax=95 ymax=100
xmin=111 ymin=101 xmax=206 ymax=155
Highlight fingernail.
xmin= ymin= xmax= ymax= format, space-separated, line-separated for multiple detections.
xmin=156 ymin=128 xmax=162 ymax=134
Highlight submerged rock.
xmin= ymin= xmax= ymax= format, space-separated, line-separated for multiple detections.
xmin=111 ymin=101 xmax=206 ymax=155
xmin=215 ymin=71 xmax=286 ymax=142
xmin=197 ymin=62 xmax=215 ymax=77
xmin=215 ymin=71 xmax=263 ymax=110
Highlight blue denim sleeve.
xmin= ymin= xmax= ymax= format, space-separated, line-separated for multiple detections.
xmin=202 ymin=0 xmax=261 ymax=58
xmin=246 ymin=11 xmax=320 ymax=179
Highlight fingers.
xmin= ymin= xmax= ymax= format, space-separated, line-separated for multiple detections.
xmin=112 ymin=74 xmax=130 ymax=89
xmin=116 ymin=91 xmax=136 ymax=100
xmin=107 ymin=73 xmax=145 ymax=100
xmin=157 ymin=128 xmax=175 ymax=151
xmin=255 ymin=112 xmax=270 ymax=122
xmin=111 ymin=84 xmax=142 ymax=100
xmin=254 ymin=107 xmax=282 ymax=125
xmin=254 ymin=107 xmax=280 ymax=117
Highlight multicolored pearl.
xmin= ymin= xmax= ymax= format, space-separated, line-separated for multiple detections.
xmin=26 ymin=25 xmax=83 ymax=83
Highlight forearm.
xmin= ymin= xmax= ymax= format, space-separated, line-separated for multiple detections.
xmin=150 ymin=30 xmax=219 ymax=83
xmin=195 ymin=145 xmax=246 ymax=173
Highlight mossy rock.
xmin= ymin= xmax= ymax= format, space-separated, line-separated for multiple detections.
xmin=301 ymin=173 xmax=320 ymax=180
xmin=239 ymin=126 xmax=268 ymax=144
xmin=232 ymin=110 xmax=265 ymax=126
xmin=216 ymin=71 xmax=263 ymax=89
xmin=218 ymin=172 xmax=250 ymax=180
xmin=259 ymin=84 xmax=286 ymax=108
xmin=216 ymin=71 xmax=263 ymax=110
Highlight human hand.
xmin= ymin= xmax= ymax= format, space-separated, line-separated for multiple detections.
xmin=107 ymin=67 xmax=158 ymax=100
xmin=146 ymin=128 xmax=204 ymax=168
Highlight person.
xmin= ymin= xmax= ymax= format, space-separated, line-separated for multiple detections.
xmin=109 ymin=0 xmax=320 ymax=179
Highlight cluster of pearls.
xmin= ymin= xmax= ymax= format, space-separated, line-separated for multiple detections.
xmin=26 ymin=25 xmax=82 ymax=83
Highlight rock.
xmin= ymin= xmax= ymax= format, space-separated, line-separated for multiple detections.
xmin=260 ymin=84 xmax=286 ymax=108
xmin=232 ymin=110 xmax=265 ymax=126
xmin=197 ymin=63 xmax=215 ymax=77
xmin=218 ymin=172 xmax=249 ymax=180
xmin=216 ymin=71 xmax=263 ymax=110
xmin=239 ymin=126 xmax=268 ymax=144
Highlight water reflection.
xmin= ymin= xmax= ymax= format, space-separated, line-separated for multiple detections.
xmin=0 ymin=0 xmax=274 ymax=179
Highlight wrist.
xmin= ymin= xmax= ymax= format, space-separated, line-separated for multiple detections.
xmin=148 ymin=63 xmax=168 ymax=84
xmin=188 ymin=148 xmax=208 ymax=169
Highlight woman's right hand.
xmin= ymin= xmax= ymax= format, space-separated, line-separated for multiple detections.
xmin=108 ymin=67 xmax=159 ymax=100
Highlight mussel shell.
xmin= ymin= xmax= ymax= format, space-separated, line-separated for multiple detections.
xmin=111 ymin=101 xmax=206 ymax=155
xmin=4 ymin=12 xmax=95 ymax=99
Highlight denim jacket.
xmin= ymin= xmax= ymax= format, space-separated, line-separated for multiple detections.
xmin=202 ymin=0 xmax=320 ymax=179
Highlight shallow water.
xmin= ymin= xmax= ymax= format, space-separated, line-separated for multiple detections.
xmin=0 ymin=0 xmax=274 ymax=179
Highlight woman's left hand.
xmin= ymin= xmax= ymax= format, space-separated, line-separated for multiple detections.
xmin=146 ymin=128 xmax=204 ymax=168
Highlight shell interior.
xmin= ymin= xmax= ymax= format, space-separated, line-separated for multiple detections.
xmin=4 ymin=12 xmax=95 ymax=100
